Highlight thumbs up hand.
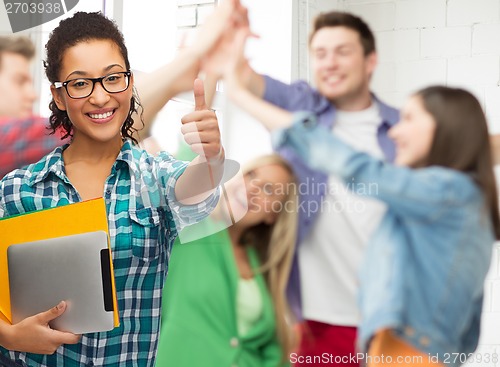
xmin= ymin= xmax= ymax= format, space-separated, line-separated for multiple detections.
xmin=181 ymin=79 xmax=223 ymax=162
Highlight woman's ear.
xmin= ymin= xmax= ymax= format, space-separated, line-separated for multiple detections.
xmin=50 ymin=85 xmax=67 ymax=111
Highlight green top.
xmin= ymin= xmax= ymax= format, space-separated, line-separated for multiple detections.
xmin=155 ymin=220 xmax=289 ymax=367
xmin=237 ymin=277 xmax=264 ymax=336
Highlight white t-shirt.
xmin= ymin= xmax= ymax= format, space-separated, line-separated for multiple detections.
xmin=299 ymin=103 xmax=388 ymax=326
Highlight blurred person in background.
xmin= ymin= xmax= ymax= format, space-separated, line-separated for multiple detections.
xmin=221 ymin=28 xmax=499 ymax=365
xmin=203 ymin=10 xmax=398 ymax=365
xmin=0 ymin=35 xmax=62 ymax=177
xmin=156 ymin=154 xmax=298 ymax=367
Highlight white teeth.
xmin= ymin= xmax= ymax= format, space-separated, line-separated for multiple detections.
xmin=327 ymin=75 xmax=341 ymax=83
xmin=89 ymin=111 xmax=113 ymax=119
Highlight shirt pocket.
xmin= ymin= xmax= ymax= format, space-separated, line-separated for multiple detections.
xmin=129 ymin=207 xmax=164 ymax=262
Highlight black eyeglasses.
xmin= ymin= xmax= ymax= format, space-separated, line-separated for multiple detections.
xmin=54 ymin=71 xmax=132 ymax=99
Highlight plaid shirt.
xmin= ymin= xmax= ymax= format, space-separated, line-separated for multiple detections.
xmin=0 ymin=116 xmax=67 ymax=179
xmin=0 ymin=140 xmax=220 ymax=367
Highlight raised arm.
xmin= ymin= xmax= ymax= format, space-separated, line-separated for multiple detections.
xmin=275 ymin=114 xmax=478 ymax=221
xmin=201 ymin=4 xmax=265 ymax=99
xmin=132 ymin=48 xmax=203 ymax=140
xmin=221 ymin=29 xmax=293 ymax=131
xmin=131 ymin=0 xmax=249 ymax=140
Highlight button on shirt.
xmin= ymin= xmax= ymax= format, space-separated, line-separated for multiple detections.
xmin=0 ymin=140 xmax=220 ymax=367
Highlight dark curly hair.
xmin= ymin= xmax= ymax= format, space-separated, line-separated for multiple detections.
xmin=44 ymin=11 xmax=143 ymax=143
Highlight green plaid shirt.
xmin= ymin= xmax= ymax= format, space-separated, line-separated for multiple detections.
xmin=0 ymin=140 xmax=220 ymax=367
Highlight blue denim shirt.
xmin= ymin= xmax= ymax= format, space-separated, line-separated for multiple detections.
xmin=263 ymin=76 xmax=400 ymax=319
xmin=273 ymin=113 xmax=495 ymax=365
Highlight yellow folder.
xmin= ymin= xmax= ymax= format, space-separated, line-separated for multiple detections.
xmin=0 ymin=198 xmax=119 ymax=328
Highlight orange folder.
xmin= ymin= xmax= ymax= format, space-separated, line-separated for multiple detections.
xmin=0 ymin=198 xmax=119 ymax=328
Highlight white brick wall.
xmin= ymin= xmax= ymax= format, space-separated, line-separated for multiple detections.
xmin=448 ymin=0 xmax=500 ymax=26
xmin=371 ymin=62 xmax=397 ymax=91
xmin=396 ymin=59 xmax=447 ymax=92
xmin=306 ymin=0 xmax=500 ymax=358
xmin=197 ymin=4 xmax=215 ymax=25
xmin=421 ymin=27 xmax=471 ymax=58
xmin=173 ymin=0 xmax=217 ymax=74
xmin=448 ymin=55 xmax=499 ymax=86
xmin=349 ymin=2 xmax=396 ymax=31
xmin=473 ymin=24 xmax=500 ymax=55
xmin=485 ymin=87 xmax=500 ymax=121
xmin=395 ymin=0 xmax=446 ymax=29
xmin=177 ymin=0 xmax=215 ymax=5
xmin=377 ymin=29 xmax=419 ymax=62
xmin=492 ymin=279 xmax=500 ymax=312
xmin=176 ymin=0 xmax=216 ymax=30
xmin=176 ymin=6 xmax=197 ymax=28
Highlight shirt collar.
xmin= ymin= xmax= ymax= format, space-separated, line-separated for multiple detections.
xmin=28 ymin=145 xmax=69 ymax=187
xmin=322 ymin=92 xmax=400 ymax=129
xmin=115 ymin=139 xmax=136 ymax=172
xmin=372 ymin=93 xmax=399 ymax=127
xmin=28 ymin=139 xmax=137 ymax=186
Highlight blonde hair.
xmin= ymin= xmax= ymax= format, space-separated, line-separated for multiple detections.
xmin=239 ymin=154 xmax=298 ymax=362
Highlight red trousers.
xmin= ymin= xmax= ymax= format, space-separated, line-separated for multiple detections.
xmin=293 ymin=320 xmax=359 ymax=367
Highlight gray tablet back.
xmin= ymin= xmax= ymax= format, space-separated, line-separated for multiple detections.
xmin=7 ymin=230 xmax=115 ymax=334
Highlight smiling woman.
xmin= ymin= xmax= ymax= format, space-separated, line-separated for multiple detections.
xmin=53 ymin=41 xmax=133 ymax=142
xmin=50 ymin=40 xmax=135 ymax=151
xmin=0 ymin=3 xmax=248 ymax=366
xmin=156 ymin=154 xmax=299 ymax=367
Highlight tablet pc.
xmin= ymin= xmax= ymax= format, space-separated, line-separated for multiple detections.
xmin=7 ymin=230 xmax=114 ymax=334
